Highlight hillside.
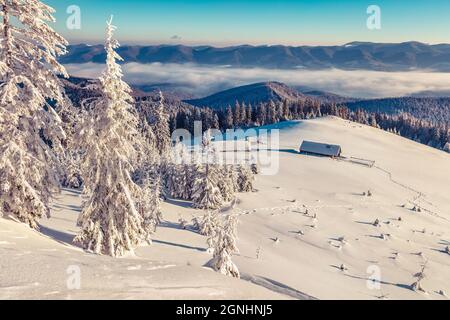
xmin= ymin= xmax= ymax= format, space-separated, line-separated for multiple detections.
xmin=62 ymin=42 xmax=450 ymax=72
xmin=1 ymin=117 xmax=449 ymax=300
xmin=345 ymin=97 xmax=450 ymax=125
xmin=294 ymin=85 xmax=355 ymax=104
xmin=186 ymin=82 xmax=307 ymax=108
xmin=61 ymin=76 xmax=195 ymax=116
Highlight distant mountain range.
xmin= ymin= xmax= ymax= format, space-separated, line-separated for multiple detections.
xmin=62 ymin=42 xmax=450 ymax=71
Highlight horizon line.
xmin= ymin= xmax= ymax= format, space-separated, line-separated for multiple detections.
xmin=66 ymin=40 xmax=449 ymax=48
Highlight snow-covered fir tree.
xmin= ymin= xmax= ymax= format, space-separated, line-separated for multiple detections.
xmin=191 ymin=163 xmax=224 ymax=210
xmin=74 ymin=17 xmax=148 ymax=257
xmin=237 ymin=164 xmax=255 ymax=192
xmin=209 ymin=214 xmax=240 ymax=278
xmin=164 ymin=142 xmax=185 ymax=198
xmin=61 ymin=151 xmax=83 ymax=189
xmin=218 ymin=165 xmax=237 ymax=202
xmin=56 ymin=98 xmax=83 ymax=188
xmin=199 ymin=210 xmax=219 ymax=237
xmin=136 ymin=106 xmax=158 ymax=165
xmin=0 ymin=0 xmax=68 ymax=228
xmin=225 ymin=105 xmax=234 ymax=129
xmin=153 ymin=91 xmax=172 ymax=158
xmin=234 ymin=101 xmax=242 ymax=127
xmin=172 ymin=142 xmax=194 ymax=200
xmin=136 ymin=170 xmax=162 ymax=244
xmin=164 ymin=161 xmax=180 ymax=198
xmin=444 ymin=142 xmax=450 ymax=153
xmin=191 ymin=131 xmax=224 ymax=209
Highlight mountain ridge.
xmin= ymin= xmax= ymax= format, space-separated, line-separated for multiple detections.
xmin=185 ymin=82 xmax=307 ymax=108
xmin=61 ymin=41 xmax=450 ymax=72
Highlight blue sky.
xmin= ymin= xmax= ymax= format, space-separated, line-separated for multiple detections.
xmin=46 ymin=0 xmax=450 ymax=46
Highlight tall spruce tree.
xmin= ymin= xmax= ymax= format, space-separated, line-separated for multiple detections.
xmin=225 ymin=105 xmax=234 ymax=129
xmin=0 ymin=0 xmax=69 ymax=228
xmin=234 ymin=101 xmax=241 ymax=127
xmin=153 ymin=91 xmax=172 ymax=158
xmin=74 ymin=17 xmax=148 ymax=257
xmin=191 ymin=131 xmax=224 ymax=210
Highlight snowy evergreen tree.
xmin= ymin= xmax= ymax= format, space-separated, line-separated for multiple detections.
xmin=153 ymin=91 xmax=172 ymax=158
xmin=191 ymin=132 xmax=224 ymax=209
xmin=444 ymin=142 xmax=450 ymax=153
xmin=218 ymin=165 xmax=237 ymax=202
xmin=137 ymin=171 xmax=162 ymax=243
xmin=74 ymin=17 xmax=147 ymax=257
xmin=136 ymin=105 xmax=158 ymax=165
xmin=233 ymin=101 xmax=242 ymax=127
xmin=203 ymin=210 xmax=220 ymax=254
xmin=256 ymin=102 xmax=267 ymax=126
xmin=237 ymin=164 xmax=255 ymax=192
xmin=246 ymin=103 xmax=253 ymax=126
xmin=209 ymin=214 xmax=240 ymax=278
xmin=173 ymin=143 xmax=194 ymax=200
xmin=61 ymin=151 xmax=83 ymax=189
xmin=191 ymin=163 xmax=224 ymax=210
xmin=0 ymin=0 xmax=68 ymax=228
xmin=59 ymin=102 xmax=84 ymax=189
xmin=200 ymin=210 xmax=219 ymax=237
xmin=240 ymin=102 xmax=248 ymax=125
xmin=225 ymin=105 xmax=234 ymax=129
xmin=164 ymin=161 xmax=180 ymax=198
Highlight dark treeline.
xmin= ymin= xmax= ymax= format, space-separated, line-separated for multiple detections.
xmin=170 ymin=99 xmax=450 ymax=152
xmin=172 ymin=98 xmax=322 ymax=132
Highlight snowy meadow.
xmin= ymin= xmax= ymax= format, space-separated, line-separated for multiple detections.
xmin=1 ymin=0 xmax=450 ymax=303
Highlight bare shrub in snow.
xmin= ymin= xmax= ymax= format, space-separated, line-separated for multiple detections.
xmin=411 ymin=262 xmax=428 ymax=293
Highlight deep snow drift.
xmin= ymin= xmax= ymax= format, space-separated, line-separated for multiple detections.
xmin=1 ymin=117 xmax=449 ymax=300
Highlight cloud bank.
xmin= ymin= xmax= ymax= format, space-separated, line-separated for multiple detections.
xmin=65 ymin=62 xmax=450 ymax=99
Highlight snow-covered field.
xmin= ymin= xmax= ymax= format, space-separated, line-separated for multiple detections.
xmin=1 ymin=116 xmax=449 ymax=300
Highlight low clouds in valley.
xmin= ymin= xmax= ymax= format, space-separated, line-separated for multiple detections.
xmin=65 ymin=62 xmax=450 ymax=99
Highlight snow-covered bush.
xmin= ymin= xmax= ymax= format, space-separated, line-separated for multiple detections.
xmin=411 ymin=263 xmax=428 ymax=292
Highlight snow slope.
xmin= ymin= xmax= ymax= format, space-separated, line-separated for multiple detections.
xmin=1 ymin=117 xmax=449 ymax=300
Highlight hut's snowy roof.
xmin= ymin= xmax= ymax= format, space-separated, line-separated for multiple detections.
xmin=300 ymin=140 xmax=341 ymax=157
